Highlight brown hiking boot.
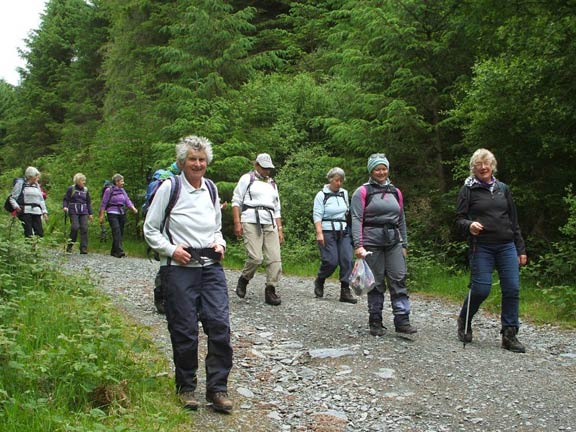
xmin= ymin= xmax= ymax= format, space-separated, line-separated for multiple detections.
xmin=178 ymin=391 xmax=199 ymax=411
xmin=236 ymin=276 xmax=249 ymax=298
xmin=457 ymin=317 xmax=473 ymax=343
xmin=206 ymin=391 xmax=233 ymax=413
xmin=394 ymin=314 xmax=417 ymax=334
xmin=501 ymin=327 xmax=526 ymax=353
xmin=265 ymin=285 xmax=281 ymax=306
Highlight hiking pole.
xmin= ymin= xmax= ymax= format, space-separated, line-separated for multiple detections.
xmin=463 ymin=237 xmax=477 ymax=349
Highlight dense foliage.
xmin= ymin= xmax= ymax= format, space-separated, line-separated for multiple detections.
xmin=1 ymin=0 xmax=575 ymax=285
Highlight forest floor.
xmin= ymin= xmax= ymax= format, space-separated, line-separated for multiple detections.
xmin=63 ymin=252 xmax=576 ymax=432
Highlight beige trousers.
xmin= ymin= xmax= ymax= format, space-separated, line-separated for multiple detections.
xmin=241 ymin=222 xmax=282 ymax=287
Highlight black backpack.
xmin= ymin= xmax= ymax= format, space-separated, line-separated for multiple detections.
xmin=4 ymin=178 xmax=26 ymax=213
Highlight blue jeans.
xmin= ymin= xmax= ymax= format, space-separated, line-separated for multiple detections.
xmin=459 ymin=241 xmax=520 ymax=328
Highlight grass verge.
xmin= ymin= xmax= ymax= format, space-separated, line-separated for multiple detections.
xmin=0 ymin=221 xmax=191 ymax=431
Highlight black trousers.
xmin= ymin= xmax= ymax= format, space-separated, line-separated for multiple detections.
xmin=162 ymin=264 xmax=232 ymax=394
xmin=19 ymin=213 xmax=44 ymax=237
xmin=107 ymin=213 xmax=125 ymax=256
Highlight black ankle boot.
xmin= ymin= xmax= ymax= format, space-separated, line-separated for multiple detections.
xmin=369 ymin=321 xmax=386 ymax=336
xmin=314 ymin=277 xmax=325 ymax=298
xmin=501 ymin=327 xmax=526 ymax=353
xmin=339 ymin=282 xmax=357 ymax=304
xmin=457 ymin=317 xmax=473 ymax=343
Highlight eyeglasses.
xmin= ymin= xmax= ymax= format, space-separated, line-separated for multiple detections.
xmin=474 ymin=162 xmax=492 ymax=169
xmin=370 ymin=153 xmax=387 ymax=159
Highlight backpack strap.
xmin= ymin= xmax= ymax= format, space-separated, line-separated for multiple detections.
xmin=204 ymin=178 xmax=217 ymax=207
xmin=160 ymin=176 xmax=182 ymax=239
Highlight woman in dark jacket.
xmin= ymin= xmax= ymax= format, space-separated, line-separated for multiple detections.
xmin=63 ymin=173 xmax=93 ymax=254
xmin=456 ymin=148 xmax=527 ymax=353
xmin=98 ymin=173 xmax=138 ymax=258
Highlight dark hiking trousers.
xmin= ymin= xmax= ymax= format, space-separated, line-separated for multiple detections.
xmin=162 ymin=263 xmax=233 ymax=394
xmin=19 ymin=213 xmax=44 ymax=237
xmin=69 ymin=214 xmax=89 ymax=252
xmin=317 ymin=230 xmax=353 ymax=283
xmin=107 ymin=213 xmax=125 ymax=256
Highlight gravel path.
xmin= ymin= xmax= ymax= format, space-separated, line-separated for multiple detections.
xmin=62 ymin=253 xmax=576 ymax=432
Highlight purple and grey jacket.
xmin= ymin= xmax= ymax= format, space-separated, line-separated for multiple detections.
xmin=62 ymin=185 xmax=92 ymax=216
xmin=100 ymin=186 xmax=134 ymax=215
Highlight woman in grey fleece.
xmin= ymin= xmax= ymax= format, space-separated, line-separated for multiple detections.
xmin=350 ymin=154 xmax=416 ymax=337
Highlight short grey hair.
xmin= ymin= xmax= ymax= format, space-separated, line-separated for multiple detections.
xmin=73 ymin=173 xmax=86 ymax=185
xmin=469 ymin=148 xmax=497 ymax=175
xmin=176 ymin=135 xmax=213 ymax=165
xmin=25 ymin=166 xmax=40 ymax=180
xmin=112 ymin=173 xmax=124 ymax=185
xmin=326 ymin=167 xmax=345 ymax=181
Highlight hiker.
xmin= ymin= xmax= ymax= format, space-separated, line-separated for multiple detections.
xmin=312 ymin=167 xmax=356 ymax=304
xmin=455 ymin=148 xmax=527 ymax=353
xmin=98 ymin=174 xmax=138 ymax=258
xmin=143 ymin=135 xmax=233 ymax=413
xmin=232 ymin=153 xmax=284 ymax=305
xmin=62 ymin=173 xmax=94 ymax=254
xmin=350 ymin=154 xmax=417 ymax=337
xmin=9 ymin=166 xmax=49 ymax=237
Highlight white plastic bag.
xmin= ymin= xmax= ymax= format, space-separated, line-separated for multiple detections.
xmin=349 ymin=258 xmax=375 ymax=296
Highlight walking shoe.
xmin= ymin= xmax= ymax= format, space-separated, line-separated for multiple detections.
xmin=314 ymin=277 xmax=325 ymax=298
xmin=501 ymin=327 xmax=526 ymax=353
xmin=236 ymin=276 xmax=249 ymax=298
xmin=264 ymin=285 xmax=281 ymax=306
xmin=178 ymin=391 xmax=199 ymax=410
xmin=339 ymin=283 xmax=357 ymax=304
xmin=369 ymin=321 xmax=386 ymax=336
xmin=206 ymin=391 xmax=233 ymax=413
xmin=457 ymin=317 xmax=473 ymax=343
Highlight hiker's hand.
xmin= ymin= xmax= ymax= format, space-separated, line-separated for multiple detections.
xmin=172 ymin=244 xmax=191 ymax=265
xmin=355 ymin=247 xmax=368 ymax=259
xmin=469 ymin=222 xmax=484 ymax=236
xmin=234 ymin=223 xmax=243 ymax=237
xmin=63 ymin=207 xmax=68 ymax=213
xmin=316 ymin=232 xmax=325 ymax=247
xmin=88 ymin=215 xmax=94 ymax=222
xmin=518 ymin=254 xmax=527 ymax=266
xmin=402 ymin=247 xmax=408 ymax=257
xmin=212 ymin=243 xmax=225 ymax=260
xmin=131 ymin=207 xmax=138 ymax=214
xmin=278 ymin=228 xmax=284 ymax=244
xmin=42 ymin=213 xmax=48 ymax=222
